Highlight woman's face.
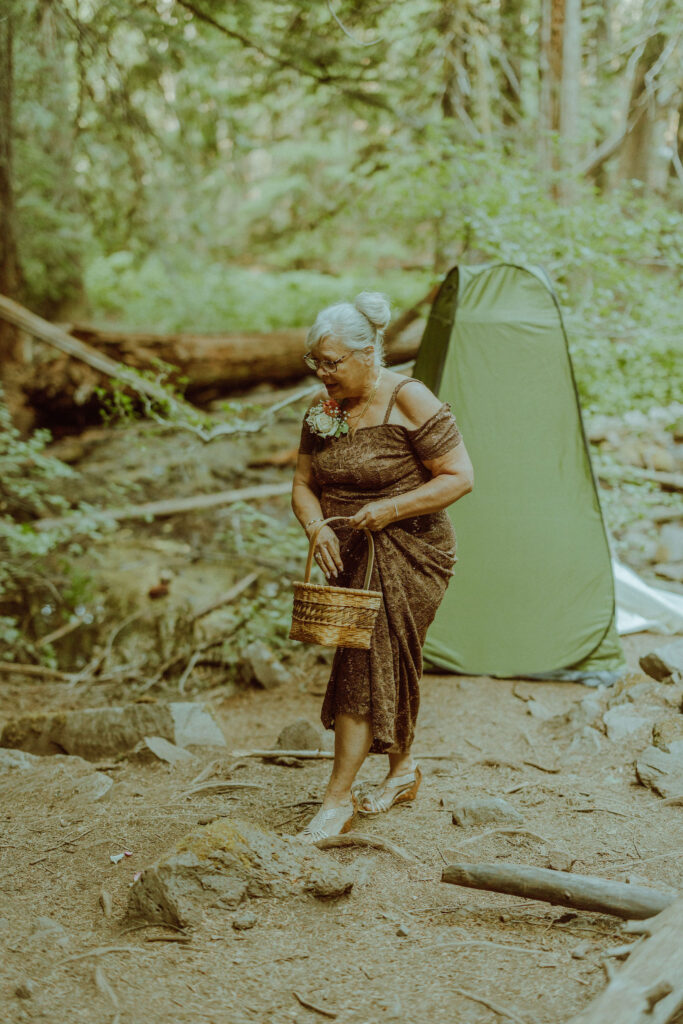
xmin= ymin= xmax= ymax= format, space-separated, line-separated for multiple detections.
xmin=309 ymin=337 xmax=375 ymax=400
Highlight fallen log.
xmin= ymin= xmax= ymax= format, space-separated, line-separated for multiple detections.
xmin=598 ymin=464 xmax=683 ymax=495
xmin=0 ymin=288 xmax=431 ymax=420
xmin=0 ymin=293 xmax=199 ymax=422
xmin=564 ymin=898 xmax=683 ymax=1024
xmin=441 ymin=862 xmax=674 ymax=920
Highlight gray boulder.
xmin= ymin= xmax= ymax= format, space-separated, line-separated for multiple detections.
xmin=0 ymin=701 xmax=225 ymax=760
xmin=127 ymin=816 xmax=354 ymax=927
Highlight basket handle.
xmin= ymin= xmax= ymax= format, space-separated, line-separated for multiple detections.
xmin=304 ymin=516 xmax=375 ymax=590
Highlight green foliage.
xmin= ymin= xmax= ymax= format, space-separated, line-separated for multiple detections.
xmin=0 ymin=389 xmax=109 ymax=658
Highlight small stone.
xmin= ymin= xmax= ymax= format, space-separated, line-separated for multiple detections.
xmin=640 ymin=640 xmax=683 ymax=685
xmin=232 ymin=909 xmax=257 ymax=931
xmin=652 ymin=719 xmax=683 ymax=753
xmin=636 ymin=746 xmax=683 ymax=798
xmin=570 ymin=941 xmax=591 ymax=960
xmin=655 ymin=524 xmax=683 ymax=564
xmin=238 ymin=641 xmax=293 ymax=690
xmin=276 ymin=719 xmax=327 ymax=751
xmin=603 ymin=706 xmax=659 ymax=743
xmin=143 ymin=736 xmax=198 ymax=765
xmin=452 ymin=798 xmax=523 ymax=827
xmin=15 ymin=980 xmax=36 ymax=1000
xmin=654 ymin=563 xmax=683 ymax=585
xmin=547 ymin=847 xmax=574 ymax=872
xmin=396 ymin=923 xmax=410 ymax=937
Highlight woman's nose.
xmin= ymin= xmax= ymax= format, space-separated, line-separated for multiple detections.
xmin=316 ymin=366 xmax=326 ymax=380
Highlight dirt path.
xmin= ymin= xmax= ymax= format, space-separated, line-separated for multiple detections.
xmin=1 ymin=631 xmax=681 ymax=1024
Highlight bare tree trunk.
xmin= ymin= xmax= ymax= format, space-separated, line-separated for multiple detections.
xmin=0 ymin=5 xmax=21 ymax=365
xmin=559 ymin=0 xmax=582 ymax=198
xmin=618 ymin=33 xmax=669 ymax=189
xmin=499 ymin=0 xmax=524 ymax=128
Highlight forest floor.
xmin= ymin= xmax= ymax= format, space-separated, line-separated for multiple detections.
xmin=1 ymin=632 xmax=682 ymax=1024
xmin=1 ymin=385 xmax=682 ymax=1024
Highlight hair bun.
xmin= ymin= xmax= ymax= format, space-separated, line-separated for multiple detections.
xmin=354 ymin=291 xmax=391 ymax=331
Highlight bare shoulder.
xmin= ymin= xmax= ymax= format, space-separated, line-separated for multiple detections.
xmin=394 ymin=379 xmax=442 ymax=429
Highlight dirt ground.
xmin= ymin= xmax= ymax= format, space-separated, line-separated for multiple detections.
xmin=1 ymin=628 xmax=682 ymax=1024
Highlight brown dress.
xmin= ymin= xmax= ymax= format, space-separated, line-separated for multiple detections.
xmin=299 ymin=378 xmax=462 ymax=753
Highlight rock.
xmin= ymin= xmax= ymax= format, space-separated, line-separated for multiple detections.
xmin=526 ymin=699 xmax=557 ymax=721
xmin=127 ymin=817 xmax=354 ymax=927
xmin=547 ymin=847 xmax=575 ymax=872
xmin=396 ymin=923 xmax=410 ymax=937
xmin=652 ymin=719 xmax=683 ymax=753
xmin=15 ymin=980 xmax=36 ymax=1000
xmin=563 ymin=726 xmax=609 ymax=758
xmin=276 ymin=719 xmax=329 ymax=751
xmin=654 ymin=562 xmax=683 ymax=584
xmin=655 ymin=524 xmax=683 ymax=564
xmin=570 ymin=941 xmax=591 ymax=960
xmin=238 ymin=641 xmax=293 ymax=690
xmin=232 ymin=909 xmax=257 ymax=931
xmin=640 ymin=640 xmax=683 ymax=684
xmin=452 ymin=798 xmax=523 ymax=827
xmin=143 ymin=736 xmax=198 ymax=765
xmin=0 ymin=749 xmax=112 ymax=811
xmin=603 ymin=705 xmax=660 ymax=744
xmin=635 ymin=746 xmax=683 ymax=799
xmin=0 ymin=702 xmax=225 ymax=760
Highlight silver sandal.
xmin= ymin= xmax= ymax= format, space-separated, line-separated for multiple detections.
xmin=296 ymin=799 xmax=355 ymax=844
xmin=358 ymin=764 xmax=422 ymax=815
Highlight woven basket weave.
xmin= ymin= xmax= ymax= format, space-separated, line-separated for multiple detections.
xmin=289 ymin=516 xmax=382 ymax=649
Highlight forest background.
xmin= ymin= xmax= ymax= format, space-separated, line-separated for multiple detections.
xmin=0 ymin=0 xmax=681 ymax=665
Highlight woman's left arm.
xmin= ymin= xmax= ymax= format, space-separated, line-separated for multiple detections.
xmin=348 ymin=382 xmax=474 ymax=532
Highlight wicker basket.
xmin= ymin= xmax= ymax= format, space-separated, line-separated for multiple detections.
xmin=289 ymin=516 xmax=382 ymax=649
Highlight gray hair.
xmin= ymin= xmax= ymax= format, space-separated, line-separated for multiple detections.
xmin=306 ymin=291 xmax=391 ymax=367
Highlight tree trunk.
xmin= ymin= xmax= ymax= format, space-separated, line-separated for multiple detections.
xmin=499 ymin=0 xmax=524 ymax=128
xmin=565 ymin=899 xmax=683 ymax=1024
xmin=0 ymin=5 xmax=21 ymax=363
xmin=618 ymin=33 xmax=669 ymax=189
xmin=559 ymin=0 xmax=581 ymax=197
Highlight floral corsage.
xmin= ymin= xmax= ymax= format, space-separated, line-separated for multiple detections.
xmin=306 ymin=397 xmax=349 ymax=439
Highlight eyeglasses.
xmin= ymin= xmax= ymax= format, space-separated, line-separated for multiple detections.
xmin=303 ymin=352 xmax=353 ymax=374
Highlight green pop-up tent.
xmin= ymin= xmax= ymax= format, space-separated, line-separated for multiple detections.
xmin=413 ymin=263 xmax=625 ymax=685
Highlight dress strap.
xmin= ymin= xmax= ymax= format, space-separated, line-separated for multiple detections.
xmin=382 ymin=378 xmax=416 ymax=424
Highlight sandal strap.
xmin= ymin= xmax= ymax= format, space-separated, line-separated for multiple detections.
xmin=361 ymin=765 xmax=419 ymax=814
xmin=298 ymin=801 xmax=354 ymax=842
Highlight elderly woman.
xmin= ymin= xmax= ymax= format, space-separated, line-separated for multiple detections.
xmin=291 ymin=291 xmax=473 ymax=842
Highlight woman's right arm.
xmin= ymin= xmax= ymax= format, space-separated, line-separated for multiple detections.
xmin=292 ymin=453 xmax=343 ymax=579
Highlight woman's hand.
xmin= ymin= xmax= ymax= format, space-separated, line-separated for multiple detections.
xmin=309 ymin=524 xmax=344 ymax=579
xmin=348 ymin=500 xmax=396 ymax=532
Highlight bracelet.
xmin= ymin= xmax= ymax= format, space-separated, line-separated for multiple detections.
xmin=305 ymin=517 xmax=324 ymax=530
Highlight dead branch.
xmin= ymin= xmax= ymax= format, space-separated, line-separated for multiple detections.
xmin=449 ymin=827 xmax=553 ymax=850
xmin=327 ymin=0 xmax=383 ymax=46
xmin=598 ymin=465 xmax=683 ymax=494
xmin=182 ymin=781 xmax=264 ymax=798
xmin=441 ymin=862 xmax=674 ymax=920
xmin=232 ymin=748 xmax=335 ymax=761
xmin=190 ymin=572 xmax=260 ymax=622
xmin=0 ymin=661 xmax=75 ymax=681
xmin=452 ymin=986 xmax=529 ymax=1024
xmin=34 ymin=481 xmax=292 ymax=532
xmin=315 ymin=832 xmax=420 ymax=864
xmin=293 ymin=991 xmax=338 ymax=1020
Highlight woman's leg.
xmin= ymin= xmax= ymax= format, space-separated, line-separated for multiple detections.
xmin=321 ymin=712 xmax=373 ymax=809
xmin=387 ymin=750 xmax=415 ymax=777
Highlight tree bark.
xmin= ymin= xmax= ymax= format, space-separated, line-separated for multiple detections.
xmin=441 ymin=862 xmax=674 ymax=919
xmin=0 ymin=6 xmax=21 ymax=362
xmin=559 ymin=0 xmax=581 ymax=196
xmin=0 ymin=290 xmax=429 ymax=425
xmin=499 ymin=0 xmax=524 ymax=127
xmin=618 ymin=32 xmax=669 ymax=189
xmin=565 ymin=899 xmax=683 ymax=1024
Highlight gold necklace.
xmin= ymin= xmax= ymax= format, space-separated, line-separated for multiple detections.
xmin=346 ymin=370 xmax=383 ymax=439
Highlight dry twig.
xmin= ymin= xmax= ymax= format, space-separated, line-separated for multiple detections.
xmin=452 ymin=985 xmax=528 ymax=1024
xmin=293 ymin=991 xmax=338 ymax=1019
xmin=315 ymin=832 xmax=420 ymax=864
